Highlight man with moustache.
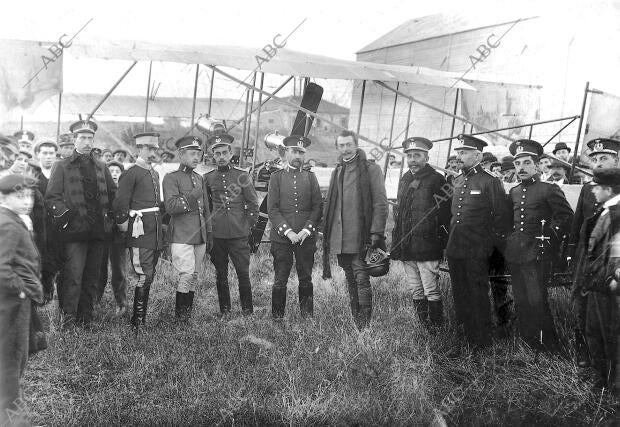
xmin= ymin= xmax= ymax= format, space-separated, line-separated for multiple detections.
xmin=391 ymin=137 xmax=450 ymax=328
xmin=46 ymin=119 xmax=116 ymax=326
xmin=446 ymin=134 xmax=511 ymax=347
xmin=112 ymin=133 xmax=164 ymax=325
xmin=163 ymin=136 xmax=213 ymax=321
xmin=322 ymin=130 xmax=388 ymax=330
xmin=505 ymin=139 xmax=573 ymax=351
xmin=268 ymin=135 xmax=322 ymax=320
xmin=569 ymin=138 xmax=620 ymax=367
xmin=552 ymin=142 xmax=572 ymax=162
xmin=204 ymin=134 xmax=258 ymax=316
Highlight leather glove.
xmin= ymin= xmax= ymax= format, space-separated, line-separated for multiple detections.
xmin=370 ymin=233 xmax=386 ymax=250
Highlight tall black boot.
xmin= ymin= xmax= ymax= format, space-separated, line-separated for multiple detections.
xmin=272 ymin=287 xmax=287 ymax=319
xmin=299 ymin=286 xmax=314 ymax=318
xmin=216 ymin=272 xmax=231 ymax=314
xmin=175 ymin=291 xmax=189 ymax=321
xmin=428 ymin=300 xmax=443 ymax=327
xmin=575 ymin=328 xmax=589 ymax=368
xmin=131 ymin=287 xmax=148 ymax=326
xmin=413 ymin=299 xmax=429 ymax=327
xmin=188 ymin=291 xmax=195 ymax=317
xmin=357 ymin=304 xmax=372 ymax=330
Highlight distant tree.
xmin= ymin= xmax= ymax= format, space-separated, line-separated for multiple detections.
xmin=120 ymin=123 xmax=157 ymax=148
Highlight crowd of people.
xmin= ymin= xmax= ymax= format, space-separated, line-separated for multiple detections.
xmin=2 ymin=119 xmax=620 ymax=423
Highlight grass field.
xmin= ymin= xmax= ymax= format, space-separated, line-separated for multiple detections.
xmin=23 ymin=238 xmax=620 ymax=426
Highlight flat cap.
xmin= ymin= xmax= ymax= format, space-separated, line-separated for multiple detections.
xmin=107 ymin=160 xmax=125 ymax=171
xmin=0 ymin=173 xmax=38 ymax=194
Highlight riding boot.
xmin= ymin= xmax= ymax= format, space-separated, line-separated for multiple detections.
xmin=131 ymin=287 xmax=148 ymax=326
xmin=188 ymin=291 xmax=195 ymax=317
xmin=413 ymin=299 xmax=429 ymax=327
xmin=356 ymin=304 xmax=373 ymax=330
xmin=299 ymin=286 xmax=314 ymax=318
xmin=272 ymin=287 xmax=287 ymax=319
xmin=428 ymin=300 xmax=444 ymax=327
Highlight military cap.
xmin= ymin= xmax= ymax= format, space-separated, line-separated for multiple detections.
xmin=134 ymin=132 xmax=160 ymax=148
xmin=13 ymin=130 xmax=34 ymax=146
xmin=552 ymin=142 xmax=571 ymax=154
xmin=593 ymin=168 xmax=620 ymax=186
xmin=283 ymin=135 xmax=311 ymax=152
xmin=58 ymin=133 xmax=74 ymax=146
xmin=586 ymin=138 xmax=620 ymax=157
xmin=0 ymin=173 xmax=38 ymax=194
xmin=69 ymin=118 xmax=97 ymax=135
xmin=34 ymin=139 xmax=59 ymax=153
xmin=456 ymin=134 xmax=487 ymax=151
xmin=107 ymin=160 xmax=125 ymax=172
xmin=509 ymin=139 xmax=544 ymax=159
xmin=208 ymin=133 xmax=235 ymax=150
xmin=175 ymin=135 xmax=203 ymax=151
xmin=402 ymin=137 xmax=432 ymax=152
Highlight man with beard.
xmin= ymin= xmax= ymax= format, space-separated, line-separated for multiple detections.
xmin=391 ymin=137 xmax=449 ymax=328
xmin=163 ymin=136 xmax=213 ymax=321
xmin=113 ymin=133 xmax=164 ymax=325
xmin=569 ymin=138 xmax=620 ymax=367
xmin=446 ymin=134 xmax=511 ymax=347
xmin=547 ymin=160 xmax=570 ymax=185
xmin=505 ymin=139 xmax=573 ymax=351
xmin=205 ymin=134 xmax=259 ymax=316
xmin=322 ymin=130 xmax=388 ymax=329
xmin=268 ymin=135 xmax=322 ymax=320
xmin=45 ymin=119 xmax=116 ymax=326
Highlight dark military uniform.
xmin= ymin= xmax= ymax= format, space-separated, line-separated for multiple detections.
xmin=267 ymin=164 xmax=322 ymax=318
xmin=447 ymin=163 xmax=510 ymax=346
xmin=163 ymin=158 xmax=212 ymax=318
xmin=505 ymin=174 xmax=573 ymax=350
xmin=205 ymin=164 xmax=259 ymax=314
xmin=113 ymin=157 xmax=164 ymax=325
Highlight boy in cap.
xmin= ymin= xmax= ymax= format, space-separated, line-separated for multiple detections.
xmin=204 ymin=134 xmax=259 ymax=316
xmin=45 ymin=118 xmax=116 ymax=326
xmin=505 ymin=139 xmax=573 ymax=351
xmin=391 ymin=137 xmax=449 ymax=327
xmin=163 ymin=136 xmax=212 ymax=321
xmin=322 ymin=130 xmax=388 ymax=329
xmin=446 ymin=134 xmax=511 ymax=347
xmin=113 ymin=133 xmax=164 ymax=325
xmin=268 ymin=135 xmax=322 ymax=319
xmin=569 ymin=138 xmax=620 ymax=367
xmin=0 ymin=174 xmax=43 ymax=425
xmin=582 ymin=168 xmax=620 ymax=392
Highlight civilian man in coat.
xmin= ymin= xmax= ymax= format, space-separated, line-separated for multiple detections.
xmin=268 ymin=135 xmax=322 ymax=319
xmin=204 ymin=134 xmax=259 ymax=316
xmin=163 ymin=136 xmax=213 ymax=321
xmin=0 ymin=174 xmax=43 ymax=426
xmin=322 ymin=130 xmax=388 ymax=330
xmin=113 ymin=133 xmax=165 ymax=326
xmin=505 ymin=139 xmax=573 ymax=351
xmin=569 ymin=138 xmax=620 ymax=366
xmin=45 ymin=119 xmax=116 ymax=326
xmin=391 ymin=137 xmax=450 ymax=327
xmin=447 ymin=134 xmax=511 ymax=347
xmin=582 ymin=168 xmax=620 ymax=391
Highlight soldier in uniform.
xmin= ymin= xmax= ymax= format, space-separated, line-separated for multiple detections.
xmin=569 ymin=138 xmax=620 ymax=366
xmin=267 ymin=135 xmax=322 ymax=319
xmin=582 ymin=168 xmax=620 ymax=391
xmin=447 ymin=134 xmax=511 ymax=347
xmin=505 ymin=139 xmax=574 ymax=351
xmin=45 ymin=119 xmax=116 ymax=326
xmin=204 ymin=134 xmax=259 ymax=316
xmin=13 ymin=130 xmax=34 ymax=155
xmin=163 ymin=136 xmax=213 ymax=321
xmin=113 ymin=133 xmax=164 ymax=325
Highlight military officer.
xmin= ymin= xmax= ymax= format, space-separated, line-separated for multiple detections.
xmin=204 ymin=134 xmax=259 ymax=316
xmin=13 ymin=130 xmax=35 ymax=155
xmin=569 ymin=138 xmax=620 ymax=366
xmin=267 ymin=135 xmax=322 ymax=319
xmin=505 ymin=139 xmax=574 ymax=351
xmin=113 ymin=133 xmax=164 ymax=326
xmin=163 ymin=136 xmax=213 ymax=321
xmin=447 ymin=134 xmax=511 ymax=347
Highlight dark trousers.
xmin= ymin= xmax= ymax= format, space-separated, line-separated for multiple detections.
xmin=337 ymin=252 xmax=372 ymax=313
xmin=448 ymin=257 xmax=493 ymax=347
xmin=271 ymin=238 xmax=316 ymax=318
xmin=509 ymin=261 xmax=559 ymax=351
xmin=210 ymin=237 xmax=253 ymax=313
xmin=585 ymin=292 xmax=618 ymax=388
xmin=129 ymin=247 xmax=160 ymax=289
xmin=96 ymin=233 xmax=127 ymax=307
xmin=61 ymin=240 xmax=105 ymax=324
xmin=0 ymin=295 xmax=31 ymax=425
xmin=41 ymin=230 xmax=63 ymax=300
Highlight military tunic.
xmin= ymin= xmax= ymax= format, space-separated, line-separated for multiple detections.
xmin=204 ymin=165 xmax=259 ymax=313
xmin=446 ymin=163 xmax=511 ymax=346
xmin=505 ymin=175 xmax=574 ymax=350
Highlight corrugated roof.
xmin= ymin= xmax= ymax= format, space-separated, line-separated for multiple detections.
xmin=357 ymin=13 xmax=537 ymax=54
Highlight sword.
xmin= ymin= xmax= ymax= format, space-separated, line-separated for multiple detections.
xmin=534 ymin=219 xmax=551 ymax=346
